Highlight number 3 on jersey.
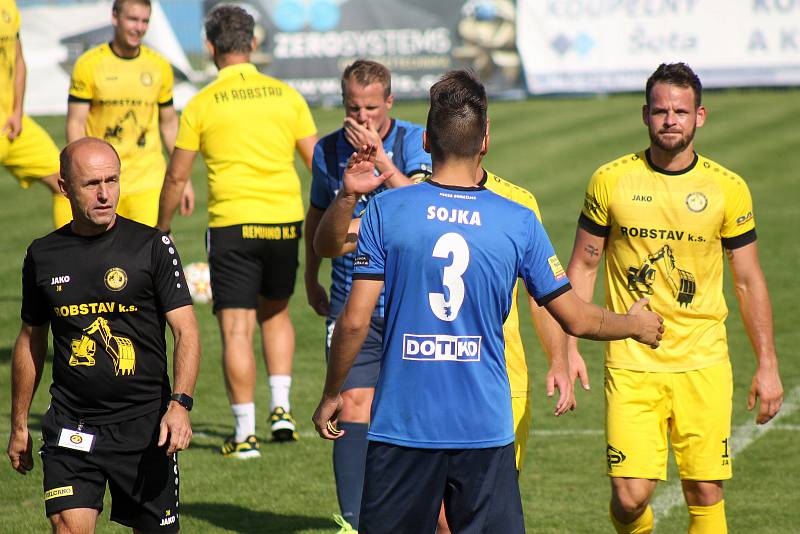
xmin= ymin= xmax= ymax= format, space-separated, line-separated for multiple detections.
xmin=429 ymin=232 xmax=470 ymax=322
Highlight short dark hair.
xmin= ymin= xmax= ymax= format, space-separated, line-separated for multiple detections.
xmin=341 ymin=60 xmax=391 ymax=99
xmin=646 ymin=62 xmax=703 ymax=108
xmin=205 ymin=5 xmax=254 ymax=55
xmin=426 ymin=70 xmax=487 ymax=162
xmin=112 ymin=0 xmax=150 ymax=15
xmin=60 ymin=138 xmax=120 ymax=183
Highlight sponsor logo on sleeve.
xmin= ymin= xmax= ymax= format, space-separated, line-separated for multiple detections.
xmin=736 ymin=211 xmax=753 ymax=226
xmin=403 ymin=334 xmax=481 ymax=361
xmin=354 ymin=254 xmax=370 ymax=267
xmin=548 ymin=256 xmax=567 ymax=281
xmin=44 ymin=486 xmax=74 ymax=501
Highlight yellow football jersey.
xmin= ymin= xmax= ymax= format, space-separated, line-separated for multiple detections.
xmin=69 ymin=43 xmax=173 ymax=194
xmin=581 ymin=150 xmax=756 ymax=372
xmin=483 ymin=170 xmax=543 ymax=397
xmin=175 ymin=63 xmax=317 ymax=227
xmin=0 ymin=0 xmax=20 ymax=122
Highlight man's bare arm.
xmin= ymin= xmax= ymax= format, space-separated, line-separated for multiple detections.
xmin=727 ymin=242 xmax=783 ymax=424
xmin=65 ymin=103 xmax=90 ymax=144
xmin=312 ymin=279 xmax=383 ymax=439
xmin=158 ymin=305 xmax=201 ymax=454
xmin=564 ymin=226 xmax=607 ymax=388
xmin=8 ymin=323 xmax=49 ymax=474
xmin=528 ymin=297 xmax=575 ymax=415
xmin=157 ymin=148 xmax=197 ymax=232
xmin=296 ymin=134 xmax=319 ymax=170
xmin=2 ymin=38 xmax=26 ymax=139
xmin=545 ymin=289 xmax=662 ymax=346
xmin=304 ymin=206 xmax=331 ymax=316
xmin=158 ymin=106 xmax=179 ymax=155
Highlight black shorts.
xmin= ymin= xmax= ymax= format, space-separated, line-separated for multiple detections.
xmin=206 ymin=223 xmax=301 ymax=311
xmin=326 ymin=315 xmax=383 ymax=391
xmin=360 ymin=441 xmax=523 ymax=534
xmin=41 ymin=406 xmax=180 ymax=532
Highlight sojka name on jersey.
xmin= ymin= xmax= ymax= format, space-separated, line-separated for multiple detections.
xmin=403 ymin=334 xmax=481 ymax=361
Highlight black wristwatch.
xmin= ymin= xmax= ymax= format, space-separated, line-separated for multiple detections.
xmin=170 ymin=393 xmax=193 ymax=411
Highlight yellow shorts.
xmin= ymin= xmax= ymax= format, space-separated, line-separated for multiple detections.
xmin=605 ymin=361 xmax=733 ymax=481
xmin=54 ymin=186 xmax=161 ymax=228
xmin=0 ymin=115 xmax=59 ymax=186
xmin=512 ymin=391 xmax=532 ymax=472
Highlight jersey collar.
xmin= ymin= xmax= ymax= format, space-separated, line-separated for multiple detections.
xmin=645 ymin=148 xmax=699 ymax=176
xmin=217 ymin=63 xmax=258 ymax=80
xmin=425 ymin=179 xmax=485 ymax=192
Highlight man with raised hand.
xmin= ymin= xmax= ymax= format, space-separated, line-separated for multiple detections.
xmin=305 ymin=59 xmax=431 ymax=532
xmin=313 ymin=70 xmax=663 ymax=533
xmin=565 ymin=62 xmax=783 ymax=534
xmin=66 ymin=0 xmax=192 ymax=228
xmin=8 ymin=137 xmax=200 ymax=533
xmin=158 ymin=5 xmax=318 ymax=457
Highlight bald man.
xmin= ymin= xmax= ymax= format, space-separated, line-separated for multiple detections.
xmin=8 ymin=137 xmax=201 ymax=532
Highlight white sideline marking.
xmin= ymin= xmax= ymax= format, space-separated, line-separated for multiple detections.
xmin=651 ymin=385 xmax=800 ymax=525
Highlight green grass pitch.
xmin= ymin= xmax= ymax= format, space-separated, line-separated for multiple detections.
xmin=0 ymin=89 xmax=798 ymax=533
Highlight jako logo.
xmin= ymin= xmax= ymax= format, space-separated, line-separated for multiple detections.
xmin=51 ymin=275 xmax=71 ymax=285
xmin=403 ymin=334 xmax=481 ymax=361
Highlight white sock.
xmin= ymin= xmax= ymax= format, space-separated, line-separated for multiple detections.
xmin=231 ymin=402 xmax=255 ymax=442
xmin=269 ymin=375 xmax=292 ymax=411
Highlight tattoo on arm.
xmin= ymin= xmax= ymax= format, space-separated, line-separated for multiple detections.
xmin=345 ymin=233 xmax=358 ymax=244
xmin=584 ymin=244 xmax=600 ymax=258
xmin=725 ymin=248 xmax=734 ymax=261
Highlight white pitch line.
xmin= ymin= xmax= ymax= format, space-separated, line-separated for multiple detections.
xmin=651 ymin=384 xmax=800 ymax=525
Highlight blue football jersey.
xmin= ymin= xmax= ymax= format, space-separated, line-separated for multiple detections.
xmin=310 ymin=119 xmax=431 ymax=318
xmin=353 ymin=180 xmax=571 ymax=449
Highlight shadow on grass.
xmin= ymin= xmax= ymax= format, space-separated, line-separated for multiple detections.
xmin=182 ymin=502 xmax=333 ymax=533
xmin=0 ymin=347 xmax=10 ymax=364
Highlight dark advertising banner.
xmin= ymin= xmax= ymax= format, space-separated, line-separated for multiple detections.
xmin=204 ymin=0 xmax=525 ymax=101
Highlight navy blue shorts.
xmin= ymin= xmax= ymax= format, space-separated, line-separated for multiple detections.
xmin=326 ymin=315 xmax=383 ymax=391
xmin=40 ymin=406 xmax=180 ymax=532
xmin=359 ymin=441 xmax=523 ymax=534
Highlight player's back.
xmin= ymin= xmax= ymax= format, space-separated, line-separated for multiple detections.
xmin=354 ymin=180 xmax=568 ymax=449
xmin=179 ymin=64 xmax=316 ymax=226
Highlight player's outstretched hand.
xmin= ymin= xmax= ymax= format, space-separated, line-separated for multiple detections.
xmin=159 ymin=402 xmax=192 ymax=455
xmin=312 ymin=394 xmax=344 ymax=440
xmin=546 ymin=362 xmax=576 ymax=416
xmin=748 ymin=365 xmax=783 ymax=424
xmin=305 ymin=279 xmax=330 ymax=316
xmin=342 ymin=144 xmax=394 ymax=196
xmin=7 ymin=428 xmax=33 ymax=475
xmin=626 ymin=298 xmax=664 ymax=348
xmin=568 ymin=348 xmax=590 ymax=391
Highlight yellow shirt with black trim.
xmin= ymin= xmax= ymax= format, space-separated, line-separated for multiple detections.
xmin=483 ymin=170 xmax=543 ymax=397
xmin=580 ymin=150 xmax=756 ymax=372
xmin=69 ymin=43 xmax=173 ymax=194
xmin=0 ymin=0 xmax=20 ymax=122
xmin=175 ymin=63 xmax=317 ymax=227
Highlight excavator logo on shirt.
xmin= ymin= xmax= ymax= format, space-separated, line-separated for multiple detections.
xmin=104 ymin=110 xmax=147 ymax=148
xmin=69 ymin=317 xmax=136 ymax=376
xmin=626 ymin=244 xmax=696 ymax=307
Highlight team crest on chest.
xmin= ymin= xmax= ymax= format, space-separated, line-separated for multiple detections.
xmin=104 ymin=267 xmax=127 ymax=291
xmin=2 ymin=9 xmax=11 ymax=23
xmin=685 ymin=192 xmax=708 ymax=213
xmin=140 ymin=72 xmax=153 ymax=86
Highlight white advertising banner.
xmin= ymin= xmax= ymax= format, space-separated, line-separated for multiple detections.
xmin=20 ymin=1 xmax=196 ymax=116
xmin=518 ymin=0 xmax=800 ymax=94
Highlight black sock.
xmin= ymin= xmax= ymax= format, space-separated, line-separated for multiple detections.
xmin=333 ymin=422 xmax=369 ymax=528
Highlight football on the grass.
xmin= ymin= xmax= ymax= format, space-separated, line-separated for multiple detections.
xmin=184 ymin=262 xmax=212 ymax=304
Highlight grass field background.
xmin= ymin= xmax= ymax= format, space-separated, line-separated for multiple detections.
xmin=0 ymin=90 xmax=798 ymax=533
